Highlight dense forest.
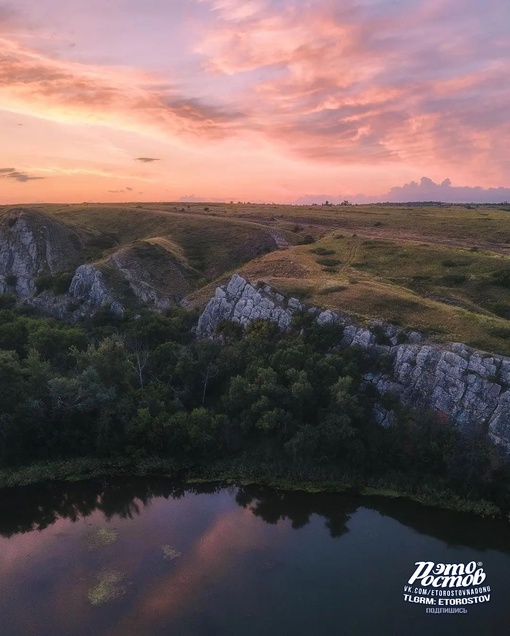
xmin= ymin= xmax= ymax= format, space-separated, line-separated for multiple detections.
xmin=0 ymin=293 xmax=508 ymax=514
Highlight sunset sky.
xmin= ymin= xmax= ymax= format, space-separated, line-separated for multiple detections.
xmin=1 ymin=0 xmax=509 ymax=204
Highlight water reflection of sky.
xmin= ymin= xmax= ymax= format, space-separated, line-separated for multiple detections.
xmin=0 ymin=481 xmax=508 ymax=636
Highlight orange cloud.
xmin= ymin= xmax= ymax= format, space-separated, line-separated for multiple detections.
xmin=0 ymin=36 xmax=244 ymax=143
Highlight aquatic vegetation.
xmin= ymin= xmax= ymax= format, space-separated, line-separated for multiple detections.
xmin=85 ymin=526 xmax=118 ymax=548
xmin=87 ymin=570 xmax=126 ymax=606
xmin=162 ymin=545 xmax=181 ymax=560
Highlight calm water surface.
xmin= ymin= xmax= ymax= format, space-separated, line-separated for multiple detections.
xmin=0 ymin=479 xmax=508 ymax=636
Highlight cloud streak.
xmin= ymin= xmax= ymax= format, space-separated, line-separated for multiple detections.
xmin=0 ymin=0 xmax=508 ymax=201
xmin=0 ymin=167 xmax=43 ymax=182
xmin=0 ymin=34 xmax=245 ymax=143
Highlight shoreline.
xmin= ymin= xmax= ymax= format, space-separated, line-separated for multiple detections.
xmin=0 ymin=456 xmax=503 ymax=519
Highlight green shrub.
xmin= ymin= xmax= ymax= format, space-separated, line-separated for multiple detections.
xmin=5 ymin=274 xmax=17 ymax=287
xmin=492 ymin=303 xmax=510 ymax=319
xmin=53 ymin=273 xmax=74 ymax=295
xmin=318 ymin=285 xmax=348 ymax=295
xmin=284 ymin=286 xmax=312 ymax=300
xmin=316 ymin=258 xmax=342 ymax=267
xmin=0 ymin=294 xmax=16 ymax=310
xmin=489 ymin=327 xmax=510 ymax=340
xmin=310 ymin=247 xmax=336 ymax=256
xmin=35 ymin=274 xmax=54 ymax=293
xmin=67 ymin=301 xmax=82 ymax=312
xmin=441 ymin=274 xmax=467 ymax=286
xmin=371 ymin=325 xmax=392 ymax=346
xmin=36 ymin=273 xmax=74 ymax=295
xmin=491 ymin=269 xmax=510 ymax=288
xmin=380 ymin=392 xmax=400 ymax=410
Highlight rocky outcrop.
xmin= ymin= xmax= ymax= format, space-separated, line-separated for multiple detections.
xmin=0 ymin=209 xmax=195 ymax=318
xmin=197 ymin=274 xmax=298 ymax=334
xmin=0 ymin=208 xmax=82 ymax=297
xmin=198 ymin=274 xmax=510 ymax=448
xmin=69 ymin=264 xmax=124 ymax=316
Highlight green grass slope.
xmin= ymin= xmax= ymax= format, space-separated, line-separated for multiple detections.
xmin=1 ymin=201 xmax=509 ymax=355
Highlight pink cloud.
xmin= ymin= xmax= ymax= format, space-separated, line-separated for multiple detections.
xmin=196 ymin=0 xmax=510 ymax=182
xmin=0 ymin=0 xmax=508 ymax=201
xmin=0 ymin=35 xmax=245 ymax=141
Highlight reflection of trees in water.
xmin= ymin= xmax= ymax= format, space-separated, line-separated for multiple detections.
xmin=235 ymin=486 xmax=359 ymax=538
xmin=362 ymin=496 xmax=510 ymax=555
xmin=0 ymin=479 xmax=225 ymax=538
xmin=0 ymin=479 xmax=359 ymax=540
xmin=2 ymin=479 xmax=510 ymax=554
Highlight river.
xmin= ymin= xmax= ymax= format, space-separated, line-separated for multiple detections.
xmin=0 ymin=479 xmax=507 ymax=635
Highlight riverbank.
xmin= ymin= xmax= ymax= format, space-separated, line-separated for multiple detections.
xmin=0 ymin=455 xmax=503 ymax=519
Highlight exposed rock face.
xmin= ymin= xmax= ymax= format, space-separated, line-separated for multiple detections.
xmin=69 ymin=265 xmax=124 ymax=317
xmin=196 ymin=274 xmax=299 ymax=334
xmin=66 ymin=245 xmax=194 ymax=316
xmin=0 ymin=209 xmax=82 ymax=297
xmin=198 ymin=274 xmax=510 ymax=448
xmin=0 ymin=209 xmax=194 ymax=317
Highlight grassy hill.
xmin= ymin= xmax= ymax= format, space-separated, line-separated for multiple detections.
xmin=2 ymin=201 xmax=509 ymax=354
xmin=41 ymin=203 xmax=296 ymax=279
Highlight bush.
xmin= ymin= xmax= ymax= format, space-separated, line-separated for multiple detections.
xmin=310 ymin=247 xmax=336 ymax=256
xmin=318 ymin=285 xmax=348 ymax=295
xmin=316 ymin=258 xmax=342 ymax=267
xmin=441 ymin=274 xmax=467 ymax=286
xmin=215 ymin=320 xmax=243 ymax=340
xmin=492 ymin=303 xmax=510 ymax=320
xmin=5 ymin=274 xmax=17 ymax=287
xmin=35 ymin=274 xmax=54 ymax=293
xmin=299 ymin=234 xmax=315 ymax=245
xmin=0 ymin=294 xmax=16 ymax=310
xmin=371 ymin=325 xmax=392 ymax=346
xmin=489 ymin=327 xmax=510 ymax=340
xmin=284 ymin=286 xmax=312 ymax=300
xmin=491 ymin=269 xmax=510 ymax=289
xmin=35 ymin=272 xmax=74 ymax=295
xmin=53 ymin=273 xmax=74 ymax=295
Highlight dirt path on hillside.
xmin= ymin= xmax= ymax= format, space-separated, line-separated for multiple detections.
xmin=344 ymin=227 xmax=510 ymax=256
xmin=339 ymin=240 xmax=362 ymax=274
xmin=237 ymin=212 xmax=510 ymax=256
xmin=143 ymin=207 xmax=510 ymax=257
